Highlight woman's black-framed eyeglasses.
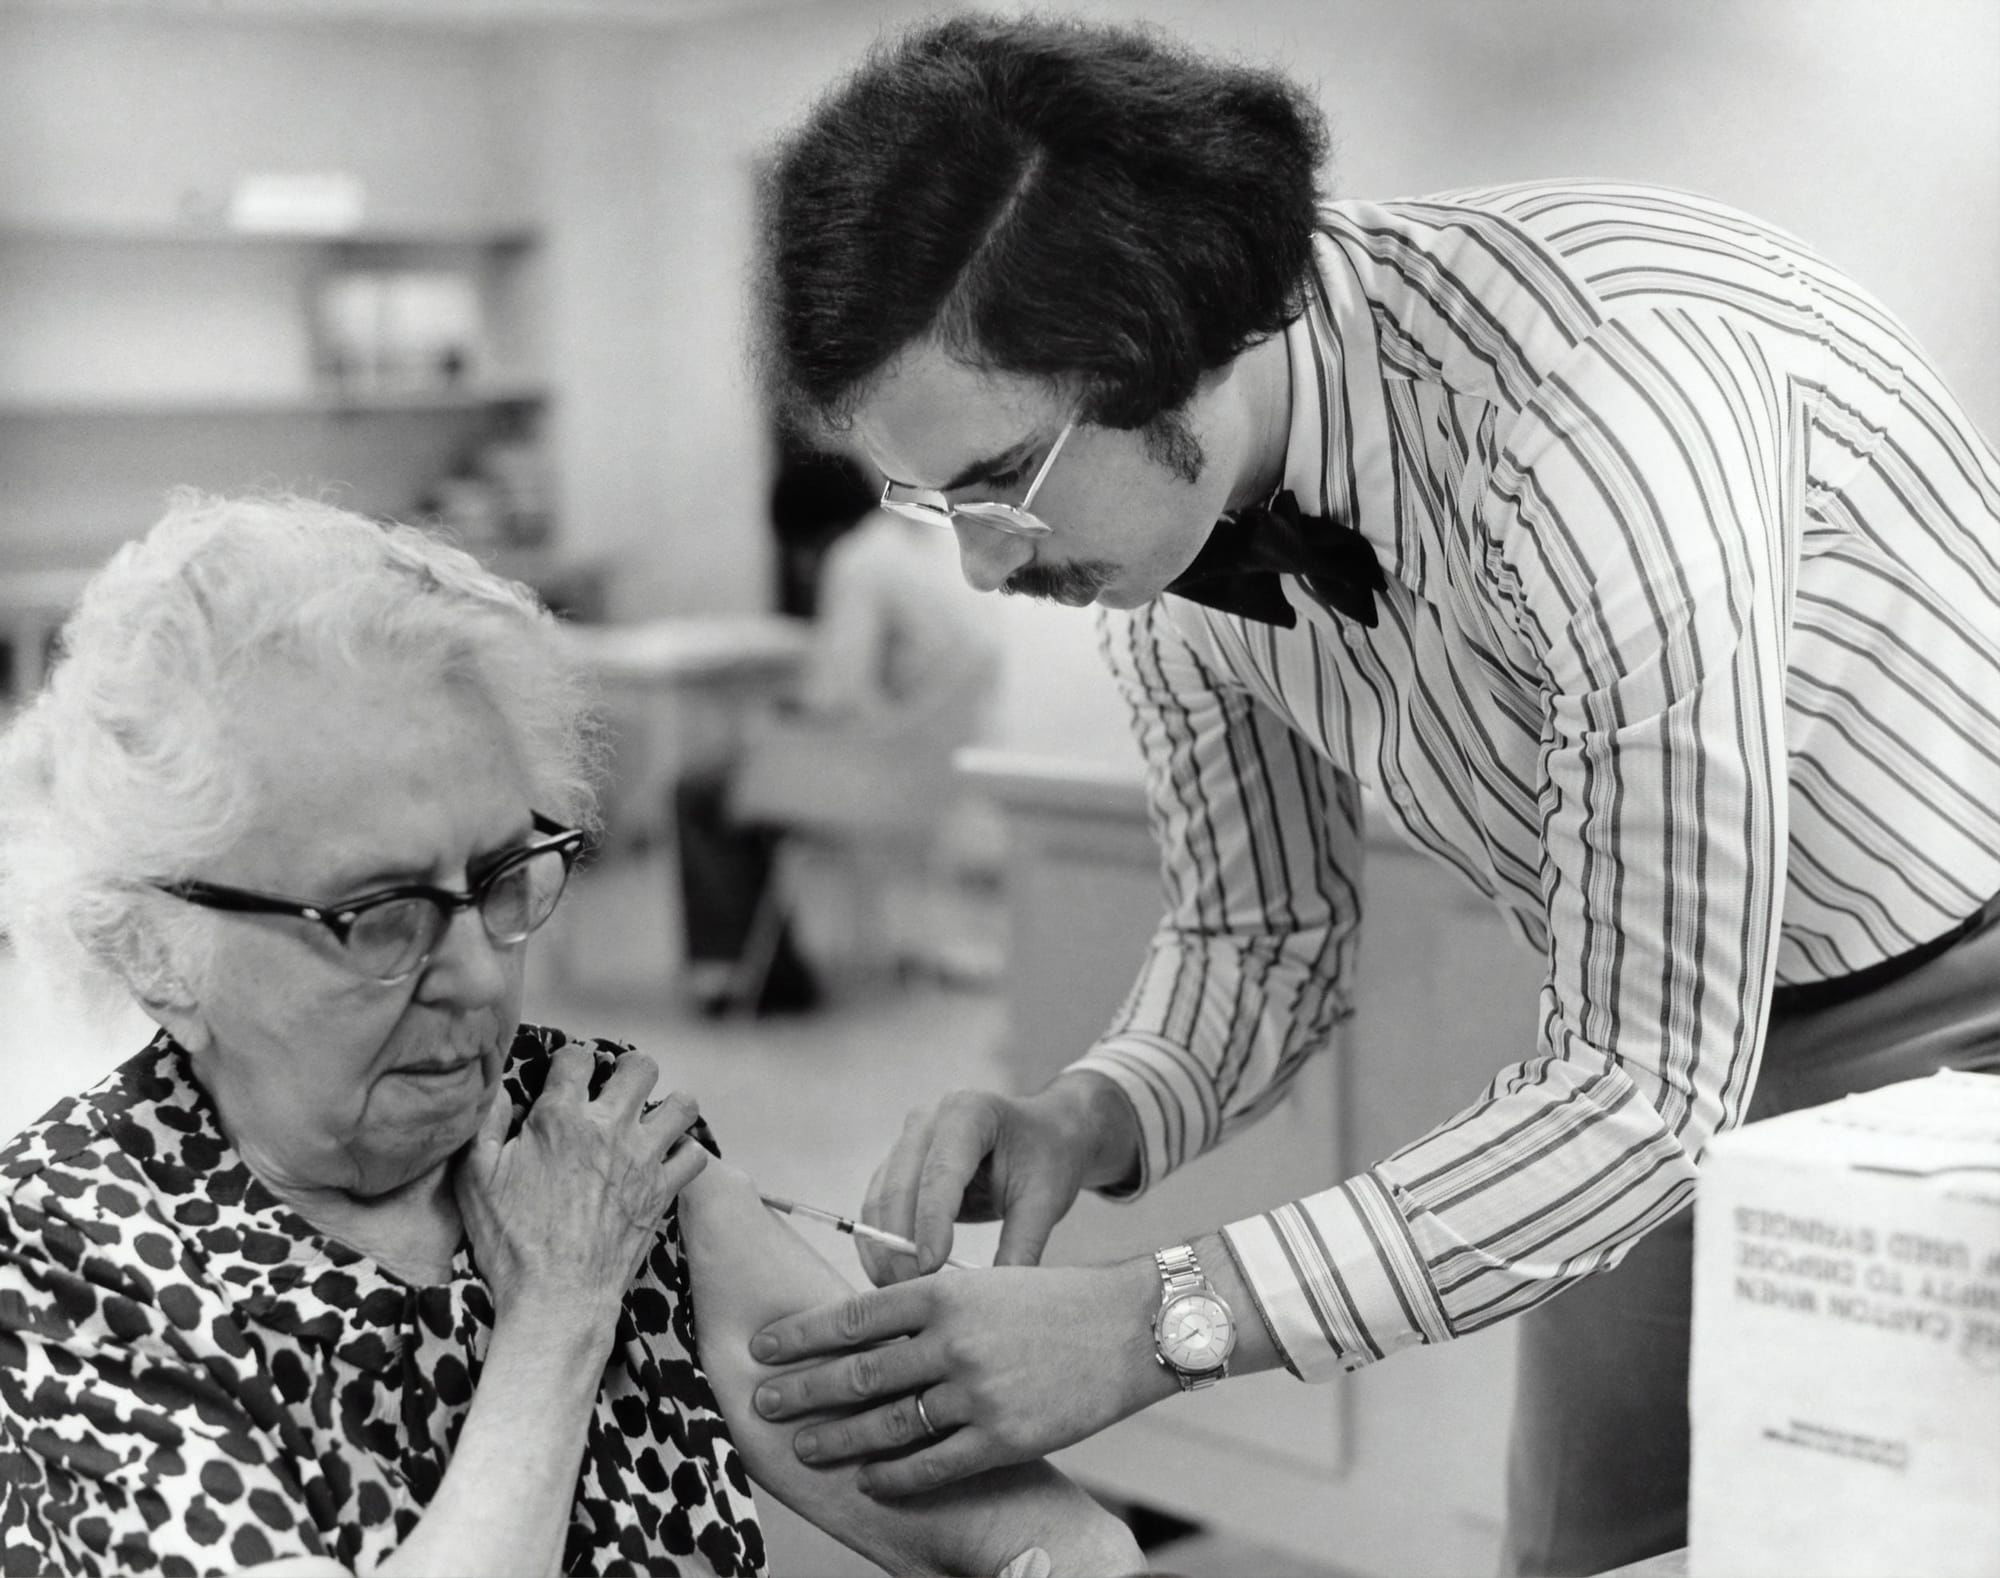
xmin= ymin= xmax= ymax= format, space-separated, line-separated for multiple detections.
xmin=151 ymin=813 xmax=589 ymax=986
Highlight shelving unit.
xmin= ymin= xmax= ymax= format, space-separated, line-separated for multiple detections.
xmin=0 ymin=386 xmax=550 ymax=418
xmin=0 ymin=217 xmax=564 ymax=703
xmin=0 ymin=219 xmax=556 ymax=556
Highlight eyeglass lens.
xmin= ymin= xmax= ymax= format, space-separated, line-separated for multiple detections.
xmin=345 ymin=846 xmax=574 ymax=981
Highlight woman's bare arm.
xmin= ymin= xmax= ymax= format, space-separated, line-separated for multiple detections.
xmin=679 ymin=1159 xmax=1145 ymax=1577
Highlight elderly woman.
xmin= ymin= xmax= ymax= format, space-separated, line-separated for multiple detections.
xmin=0 ymin=494 xmax=1143 ymax=1578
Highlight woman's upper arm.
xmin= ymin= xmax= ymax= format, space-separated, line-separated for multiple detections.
xmin=675 ymin=1160 xmax=950 ymax=1572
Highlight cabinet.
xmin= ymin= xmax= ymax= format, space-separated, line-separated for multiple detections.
xmin=962 ymin=750 xmax=1543 ymax=1578
xmin=0 ymin=220 xmax=553 ymax=566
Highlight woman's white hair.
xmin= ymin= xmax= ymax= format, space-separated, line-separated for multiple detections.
xmin=0 ymin=491 xmax=606 ymax=1012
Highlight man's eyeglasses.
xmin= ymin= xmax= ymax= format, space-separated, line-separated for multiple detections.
xmin=878 ymin=419 xmax=1076 ymax=539
xmin=152 ymin=813 xmax=589 ymax=986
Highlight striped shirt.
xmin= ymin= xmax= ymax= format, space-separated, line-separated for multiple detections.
xmin=1067 ymin=181 xmax=2000 ymax=1380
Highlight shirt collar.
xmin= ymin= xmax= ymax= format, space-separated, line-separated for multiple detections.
xmin=1280 ymin=225 xmax=1401 ymax=586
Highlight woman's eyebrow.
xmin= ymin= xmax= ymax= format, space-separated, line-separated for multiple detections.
xmin=467 ymin=822 xmax=538 ymax=880
xmin=323 ymin=820 xmax=535 ymax=896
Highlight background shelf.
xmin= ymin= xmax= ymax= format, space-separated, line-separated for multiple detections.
xmin=0 ymin=384 xmax=550 ymax=418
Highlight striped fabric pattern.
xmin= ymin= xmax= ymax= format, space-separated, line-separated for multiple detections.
xmin=1066 ymin=182 xmax=2000 ymax=1380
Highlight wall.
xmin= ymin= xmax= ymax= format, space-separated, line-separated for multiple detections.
xmin=1129 ymin=0 xmax=2000 ymax=430
xmin=11 ymin=0 xmax=1987 ymax=638
xmin=690 ymin=0 xmax=2000 ymax=759
xmin=0 ymin=11 xmax=541 ymax=561
xmin=0 ymin=12 xmax=528 ymax=231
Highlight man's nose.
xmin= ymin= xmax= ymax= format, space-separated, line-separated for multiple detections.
xmin=952 ymin=519 xmax=1034 ymax=594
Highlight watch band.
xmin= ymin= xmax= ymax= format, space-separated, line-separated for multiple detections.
xmin=1154 ymin=1242 xmax=1229 ymax=1391
xmin=1155 ymin=1243 xmax=1208 ymax=1300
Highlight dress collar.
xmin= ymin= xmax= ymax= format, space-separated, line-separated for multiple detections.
xmin=104 ymin=1032 xmax=482 ymax=1367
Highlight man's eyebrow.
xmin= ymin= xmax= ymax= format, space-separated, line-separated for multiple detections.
xmin=890 ymin=434 xmax=1038 ymax=495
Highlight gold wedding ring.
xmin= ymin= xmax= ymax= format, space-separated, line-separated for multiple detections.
xmin=913 ymin=1391 xmax=941 ymax=1438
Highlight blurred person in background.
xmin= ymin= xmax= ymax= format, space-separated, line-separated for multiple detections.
xmin=0 ymin=494 xmax=1141 ymax=1578
xmin=737 ymin=13 xmax=2000 ymax=1575
xmin=675 ymin=450 xmax=1003 ymax=1015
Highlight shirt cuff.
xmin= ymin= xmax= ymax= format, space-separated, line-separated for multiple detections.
xmin=1219 ymin=1171 xmax=1453 ymax=1382
xmin=1066 ymin=1034 xmax=1221 ymax=1201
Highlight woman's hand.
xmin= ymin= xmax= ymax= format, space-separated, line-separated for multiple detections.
xmin=454 ymin=1044 xmax=708 ymax=1332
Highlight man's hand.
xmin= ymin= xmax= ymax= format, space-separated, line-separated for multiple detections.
xmin=857 ymin=1073 xmax=1141 ymax=1284
xmin=747 ymin=1261 xmax=1178 ymax=1496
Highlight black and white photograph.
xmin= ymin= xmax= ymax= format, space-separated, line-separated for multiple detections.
xmin=1 ymin=2 xmax=1996 ymax=1574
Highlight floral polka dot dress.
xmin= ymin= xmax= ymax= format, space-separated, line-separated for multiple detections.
xmin=0 ymin=1024 xmax=766 ymax=1576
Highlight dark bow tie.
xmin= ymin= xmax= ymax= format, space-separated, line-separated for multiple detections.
xmin=1165 ymin=490 xmax=1386 ymax=629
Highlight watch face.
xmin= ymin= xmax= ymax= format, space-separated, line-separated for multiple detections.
xmin=1158 ymin=1291 xmax=1236 ymax=1373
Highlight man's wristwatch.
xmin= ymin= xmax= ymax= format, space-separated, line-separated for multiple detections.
xmin=1151 ymin=1243 xmax=1237 ymax=1391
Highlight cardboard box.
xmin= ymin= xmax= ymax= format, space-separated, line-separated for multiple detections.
xmin=1690 ymin=1071 xmax=2000 ymax=1577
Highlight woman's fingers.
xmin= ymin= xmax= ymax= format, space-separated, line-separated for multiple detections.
xmin=658 ymin=1131 xmax=711 ymax=1195
xmin=471 ymin=1084 xmax=512 ymax=1166
xmin=597 ymin=1047 xmax=661 ymax=1118
xmin=541 ymin=1041 xmax=595 ymax=1099
xmin=642 ymin=1089 xmax=703 ymax=1159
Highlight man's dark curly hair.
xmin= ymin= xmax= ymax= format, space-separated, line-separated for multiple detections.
xmin=756 ymin=12 xmax=1331 ymax=437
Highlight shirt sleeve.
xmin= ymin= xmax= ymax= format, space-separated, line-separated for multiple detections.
xmin=0 ymin=1188 xmax=330 ymax=1575
xmin=1064 ymin=601 xmax=1367 ymax=1196
xmin=1222 ymin=305 xmax=1796 ymax=1379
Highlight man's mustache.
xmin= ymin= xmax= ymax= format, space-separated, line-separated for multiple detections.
xmin=1002 ymin=561 xmax=1111 ymax=604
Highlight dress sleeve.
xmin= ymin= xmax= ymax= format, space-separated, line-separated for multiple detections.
xmin=1221 ymin=305 xmax=1795 ymax=1379
xmin=1063 ymin=601 xmax=1367 ymax=1197
xmin=0 ymin=1188 xmax=329 ymax=1575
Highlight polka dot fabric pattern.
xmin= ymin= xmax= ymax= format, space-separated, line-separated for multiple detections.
xmin=0 ymin=1024 xmax=766 ymax=1577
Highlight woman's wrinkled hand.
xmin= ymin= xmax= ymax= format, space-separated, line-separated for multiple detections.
xmin=454 ymin=1044 xmax=708 ymax=1331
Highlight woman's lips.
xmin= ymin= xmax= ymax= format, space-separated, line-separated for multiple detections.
xmin=396 ymin=1058 xmax=483 ymax=1083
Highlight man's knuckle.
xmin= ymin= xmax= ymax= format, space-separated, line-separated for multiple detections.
xmin=939 ymin=1330 xmax=976 ymax=1369
xmin=849 ymin=1350 xmax=882 ymax=1397
xmin=835 ymin=1296 xmax=873 ymax=1342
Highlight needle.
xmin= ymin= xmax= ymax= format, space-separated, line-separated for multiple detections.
xmin=759 ymin=1193 xmax=980 ymax=1271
